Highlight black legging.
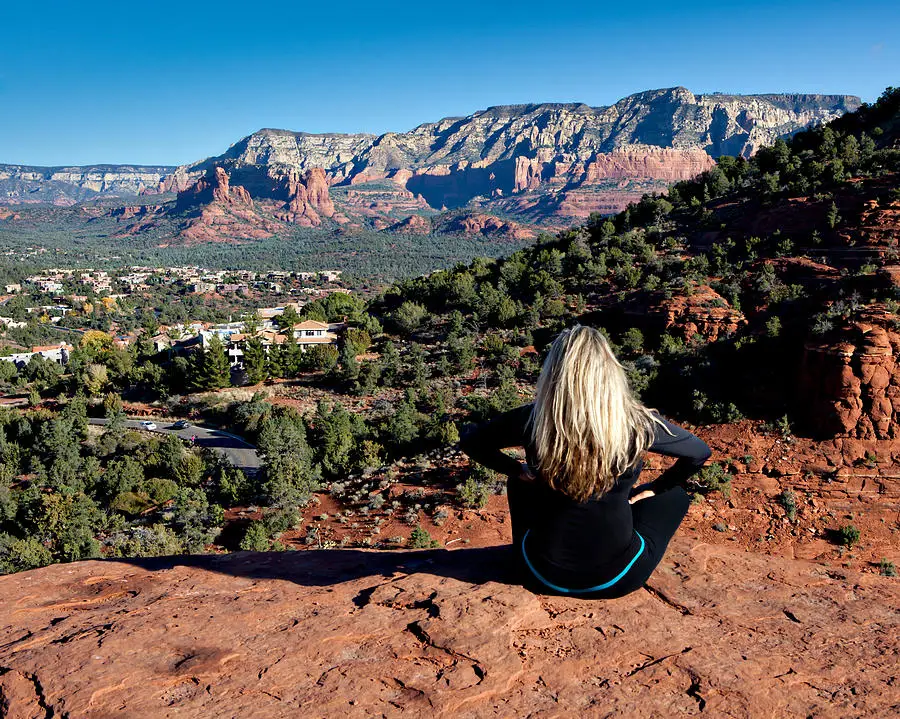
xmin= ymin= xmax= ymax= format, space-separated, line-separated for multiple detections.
xmin=507 ymin=475 xmax=691 ymax=599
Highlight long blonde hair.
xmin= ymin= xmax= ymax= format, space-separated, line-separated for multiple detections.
xmin=529 ymin=325 xmax=662 ymax=502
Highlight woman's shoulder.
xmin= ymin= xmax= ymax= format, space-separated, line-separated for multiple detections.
xmin=503 ymin=402 xmax=535 ymax=434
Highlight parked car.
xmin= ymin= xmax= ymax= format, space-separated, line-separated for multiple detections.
xmin=139 ymin=421 xmax=158 ymax=431
xmin=171 ymin=420 xmax=191 ymax=429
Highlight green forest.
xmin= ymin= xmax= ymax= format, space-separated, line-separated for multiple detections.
xmin=0 ymin=87 xmax=898 ymax=574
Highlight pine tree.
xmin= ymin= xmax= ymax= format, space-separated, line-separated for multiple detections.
xmin=267 ymin=344 xmax=286 ymax=379
xmin=242 ymin=312 xmax=261 ymax=335
xmin=339 ymin=343 xmax=359 ymax=381
xmin=195 ymin=335 xmax=231 ymax=390
xmin=284 ymin=339 xmax=304 ymax=377
xmin=243 ymin=337 xmax=268 ymax=385
xmin=275 ymin=305 xmax=300 ymax=331
xmin=826 ymin=201 xmax=841 ymax=229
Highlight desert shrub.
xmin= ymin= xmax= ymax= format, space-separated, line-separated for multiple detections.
xmin=0 ymin=534 xmax=53 ymax=574
xmin=708 ymin=401 xmax=744 ymax=424
xmin=878 ymin=558 xmax=897 ymax=577
xmin=837 ymin=523 xmax=860 ymax=547
xmin=110 ymin=491 xmax=153 ymax=516
xmin=619 ymin=327 xmax=645 ymax=354
xmin=392 ymin=301 xmax=427 ymax=335
xmin=173 ymin=453 xmax=206 ymax=487
xmin=778 ymin=489 xmax=797 ymax=520
xmin=107 ymin=524 xmax=183 ymax=558
xmin=457 ymin=475 xmax=492 ymax=509
xmin=430 ymin=420 xmax=460 ymax=446
xmin=457 ymin=463 xmax=500 ymax=509
xmin=409 ymin=524 xmax=439 ymax=549
xmin=146 ymin=478 xmax=179 ymax=504
xmin=690 ymin=462 xmax=732 ymax=497
xmin=264 ymin=506 xmax=300 ymax=535
xmin=240 ymin=521 xmax=271 ymax=551
xmin=214 ymin=467 xmax=252 ymax=506
xmin=764 ymin=415 xmax=793 ymax=440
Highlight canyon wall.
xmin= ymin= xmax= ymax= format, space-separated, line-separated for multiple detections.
xmin=1 ymin=87 xmax=860 ymax=232
xmin=170 ymin=87 xmax=857 ymax=226
xmin=0 ymin=164 xmax=174 ymax=205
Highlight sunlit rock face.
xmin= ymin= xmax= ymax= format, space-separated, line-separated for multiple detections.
xmin=0 ymin=88 xmax=859 ymax=233
xmin=160 ymin=88 xmax=859 ymax=226
xmin=0 ymin=540 xmax=895 ymax=717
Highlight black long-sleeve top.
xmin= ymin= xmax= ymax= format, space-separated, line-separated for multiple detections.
xmin=459 ymin=403 xmax=711 ymax=584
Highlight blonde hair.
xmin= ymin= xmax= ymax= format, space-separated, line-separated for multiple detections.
xmin=529 ymin=325 xmax=662 ymax=502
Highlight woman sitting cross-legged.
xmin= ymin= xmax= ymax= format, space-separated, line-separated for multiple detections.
xmin=459 ymin=324 xmax=711 ymax=599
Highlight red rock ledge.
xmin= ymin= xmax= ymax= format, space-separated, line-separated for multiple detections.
xmin=0 ymin=539 xmax=896 ymax=717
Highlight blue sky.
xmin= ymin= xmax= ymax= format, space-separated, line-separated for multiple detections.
xmin=2 ymin=1 xmax=897 ymax=166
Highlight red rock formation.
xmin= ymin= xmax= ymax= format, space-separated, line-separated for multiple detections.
xmin=513 ymin=156 xmax=543 ymax=193
xmin=583 ymin=146 xmax=717 ymax=183
xmin=304 ymin=168 xmax=334 ymax=216
xmin=277 ymin=168 xmax=336 ymax=227
xmin=853 ymin=192 xmax=900 ymax=253
xmin=389 ymin=214 xmax=432 ymax=234
xmin=438 ymin=213 xmax=536 ymax=240
xmin=168 ymin=167 xmax=280 ymax=243
xmin=108 ymin=205 xmax=162 ymax=221
xmin=553 ymin=186 xmax=651 ymax=220
xmin=0 ymin=540 xmax=895 ymax=717
xmin=156 ymin=167 xmax=201 ymax=194
xmin=349 ymin=171 xmax=388 ymax=185
xmin=175 ymin=167 xmax=252 ymax=212
xmin=338 ymin=180 xmax=432 ymax=228
xmin=800 ymin=306 xmax=900 ymax=439
xmin=389 ymin=168 xmax=414 ymax=186
xmin=628 ymin=285 xmax=747 ymax=343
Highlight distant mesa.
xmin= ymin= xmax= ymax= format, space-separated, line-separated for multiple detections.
xmin=0 ymin=87 xmax=860 ymax=241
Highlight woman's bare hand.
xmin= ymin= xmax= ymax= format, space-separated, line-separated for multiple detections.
xmin=628 ymin=484 xmax=656 ymax=504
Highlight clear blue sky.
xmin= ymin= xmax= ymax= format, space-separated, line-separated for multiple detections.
xmin=2 ymin=0 xmax=897 ymax=166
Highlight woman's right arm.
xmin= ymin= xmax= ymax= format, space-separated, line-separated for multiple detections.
xmin=458 ymin=404 xmax=532 ymax=478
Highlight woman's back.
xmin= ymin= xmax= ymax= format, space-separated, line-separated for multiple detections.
xmin=460 ymin=401 xmax=711 ymax=594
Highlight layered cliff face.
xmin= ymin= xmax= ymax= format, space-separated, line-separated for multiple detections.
xmin=0 ymin=164 xmax=175 ymax=205
xmin=161 ymin=87 xmax=858 ymax=233
xmin=209 ymin=88 xmax=854 ymax=178
xmin=0 ymin=87 xmax=860 ymax=238
xmin=623 ymin=285 xmax=747 ymax=343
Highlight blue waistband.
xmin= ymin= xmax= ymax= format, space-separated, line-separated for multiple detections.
xmin=521 ymin=530 xmax=645 ymax=594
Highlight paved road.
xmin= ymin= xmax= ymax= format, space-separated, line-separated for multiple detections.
xmin=88 ymin=418 xmax=261 ymax=474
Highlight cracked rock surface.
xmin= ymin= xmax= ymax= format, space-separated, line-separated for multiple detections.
xmin=0 ymin=539 xmax=896 ymax=717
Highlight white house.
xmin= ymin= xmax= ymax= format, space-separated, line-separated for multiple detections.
xmin=0 ymin=343 xmax=72 ymax=369
xmin=293 ymin=320 xmax=338 ymax=349
xmin=0 ymin=316 xmax=27 ymax=329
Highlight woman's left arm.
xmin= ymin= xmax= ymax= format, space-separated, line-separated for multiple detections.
xmin=629 ymin=414 xmax=711 ymax=503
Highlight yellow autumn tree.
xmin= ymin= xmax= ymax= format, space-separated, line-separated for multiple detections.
xmin=79 ymin=330 xmax=113 ymax=358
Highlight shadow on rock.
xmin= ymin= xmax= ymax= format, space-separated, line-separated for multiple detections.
xmin=113 ymin=546 xmax=523 ymax=589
